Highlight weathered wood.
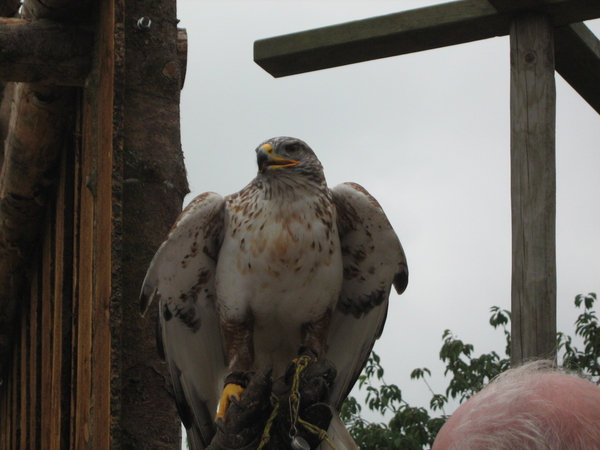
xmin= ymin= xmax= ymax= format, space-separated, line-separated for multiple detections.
xmin=90 ymin=0 xmax=119 ymax=446
xmin=510 ymin=13 xmax=557 ymax=365
xmin=18 ymin=300 xmax=28 ymax=450
xmin=0 ymin=83 xmax=73 ymax=370
xmin=27 ymin=269 xmax=39 ymax=449
xmin=488 ymin=0 xmax=600 ymax=23
xmin=22 ymin=0 xmax=92 ymax=21
xmin=254 ymin=0 xmax=600 ymax=77
xmin=0 ymin=18 xmax=93 ymax=86
xmin=0 ymin=82 xmax=16 ymax=166
xmin=40 ymin=201 xmax=56 ymax=450
xmin=489 ymin=0 xmax=600 ymax=115
xmin=1 ymin=88 xmax=79 ymax=450
xmin=73 ymin=96 xmax=94 ymax=450
xmin=255 ymin=0 xmax=510 ymax=77
xmin=555 ymin=22 xmax=600 ymax=114
xmin=119 ymin=0 xmax=189 ymax=447
xmin=0 ymin=0 xmax=20 ymax=17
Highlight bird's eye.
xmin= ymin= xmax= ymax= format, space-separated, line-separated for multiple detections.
xmin=286 ymin=143 xmax=300 ymax=153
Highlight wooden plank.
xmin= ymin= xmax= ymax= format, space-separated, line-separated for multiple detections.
xmin=10 ymin=327 xmax=17 ymax=449
xmin=91 ymin=0 xmax=119 ymax=446
xmin=0 ymin=379 xmax=5 ymax=448
xmin=40 ymin=206 xmax=55 ymax=450
xmin=555 ymin=22 xmax=600 ymax=114
xmin=510 ymin=13 xmax=557 ymax=365
xmin=28 ymin=264 xmax=40 ymax=448
xmin=254 ymin=0 xmax=600 ymax=77
xmin=55 ymin=107 xmax=75 ymax=450
xmin=19 ymin=293 xmax=28 ymax=450
xmin=47 ymin=143 xmax=72 ymax=450
xmin=73 ymin=94 xmax=94 ymax=450
xmin=69 ymin=97 xmax=83 ymax=449
xmin=0 ymin=18 xmax=93 ymax=85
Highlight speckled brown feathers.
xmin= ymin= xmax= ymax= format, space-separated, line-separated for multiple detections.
xmin=139 ymin=137 xmax=408 ymax=450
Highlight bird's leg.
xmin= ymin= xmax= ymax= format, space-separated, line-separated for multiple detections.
xmin=217 ymin=316 xmax=255 ymax=422
xmin=300 ymin=307 xmax=332 ymax=360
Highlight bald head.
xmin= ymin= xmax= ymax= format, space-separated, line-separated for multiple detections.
xmin=432 ymin=361 xmax=600 ymax=450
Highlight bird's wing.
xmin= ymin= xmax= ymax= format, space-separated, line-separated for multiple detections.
xmin=327 ymin=182 xmax=408 ymax=410
xmin=140 ymin=192 xmax=228 ymax=450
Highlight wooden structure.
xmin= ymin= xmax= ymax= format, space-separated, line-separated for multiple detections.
xmin=0 ymin=0 xmax=186 ymax=448
xmin=255 ymin=0 xmax=600 ymax=365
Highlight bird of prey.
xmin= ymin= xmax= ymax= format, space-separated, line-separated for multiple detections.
xmin=140 ymin=137 xmax=408 ymax=450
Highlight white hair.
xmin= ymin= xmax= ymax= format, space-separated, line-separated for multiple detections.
xmin=448 ymin=360 xmax=600 ymax=450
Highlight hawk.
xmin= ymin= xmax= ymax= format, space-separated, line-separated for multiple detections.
xmin=140 ymin=137 xmax=408 ymax=450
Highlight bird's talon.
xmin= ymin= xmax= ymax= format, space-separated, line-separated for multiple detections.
xmin=215 ymin=382 xmax=246 ymax=423
xmin=229 ymin=394 xmax=244 ymax=409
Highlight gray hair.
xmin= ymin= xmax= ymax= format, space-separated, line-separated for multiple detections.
xmin=448 ymin=360 xmax=600 ymax=450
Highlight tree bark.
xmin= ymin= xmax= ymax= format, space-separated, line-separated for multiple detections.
xmin=0 ymin=0 xmax=20 ymax=17
xmin=0 ymin=17 xmax=93 ymax=86
xmin=118 ymin=0 xmax=189 ymax=447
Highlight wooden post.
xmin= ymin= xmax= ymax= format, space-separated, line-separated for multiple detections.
xmin=510 ymin=13 xmax=557 ymax=365
xmin=0 ymin=0 xmax=186 ymax=447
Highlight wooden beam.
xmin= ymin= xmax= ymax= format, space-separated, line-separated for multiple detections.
xmin=255 ymin=0 xmax=510 ymax=77
xmin=555 ymin=22 xmax=600 ymax=114
xmin=488 ymin=0 xmax=600 ymax=115
xmin=254 ymin=0 xmax=600 ymax=78
xmin=510 ymin=13 xmax=557 ymax=365
xmin=488 ymin=0 xmax=600 ymax=24
xmin=0 ymin=18 xmax=93 ymax=86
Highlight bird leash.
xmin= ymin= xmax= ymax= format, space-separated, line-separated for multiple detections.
xmin=257 ymin=355 xmax=337 ymax=450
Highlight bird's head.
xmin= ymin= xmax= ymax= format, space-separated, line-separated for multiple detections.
xmin=255 ymin=137 xmax=323 ymax=180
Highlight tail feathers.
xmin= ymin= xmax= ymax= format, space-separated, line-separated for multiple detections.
xmin=320 ymin=412 xmax=359 ymax=450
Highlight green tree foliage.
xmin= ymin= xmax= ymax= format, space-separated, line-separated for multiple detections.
xmin=341 ymin=293 xmax=599 ymax=449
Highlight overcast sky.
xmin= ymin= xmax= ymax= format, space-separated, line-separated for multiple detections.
xmin=176 ymin=0 xmax=600 ymax=421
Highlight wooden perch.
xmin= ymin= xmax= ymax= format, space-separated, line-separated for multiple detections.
xmin=0 ymin=83 xmax=73 ymax=364
xmin=0 ymin=18 xmax=93 ymax=86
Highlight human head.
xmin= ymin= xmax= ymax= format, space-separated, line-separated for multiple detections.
xmin=432 ymin=360 xmax=600 ymax=450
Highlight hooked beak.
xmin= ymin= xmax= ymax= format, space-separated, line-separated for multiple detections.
xmin=257 ymin=143 xmax=299 ymax=172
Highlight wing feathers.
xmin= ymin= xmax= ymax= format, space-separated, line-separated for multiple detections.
xmin=141 ymin=181 xmax=408 ymax=449
xmin=332 ymin=182 xmax=408 ymax=318
xmin=327 ymin=182 xmax=408 ymax=409
xmin=139 ymin=192 xmax=228 ymax=450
